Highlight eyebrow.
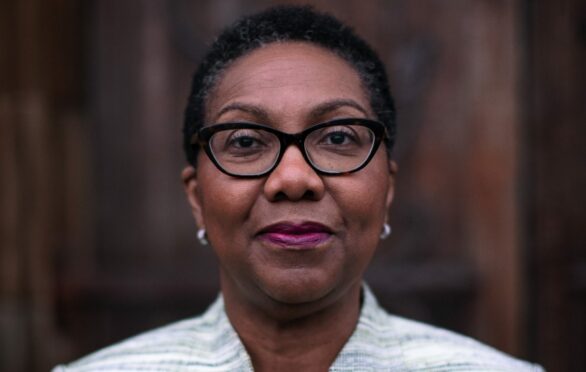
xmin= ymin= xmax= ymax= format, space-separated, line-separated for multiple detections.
xmin=212 ymin=98 xmax=369 ymax=124
xmin=214 ymin=103 xmax=271 ymax=123
xmin=308 ymin=99 xmax=369 ymax=119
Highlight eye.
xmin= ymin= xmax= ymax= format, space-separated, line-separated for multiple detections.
xmin=324 ymin=131 xmax=352 ymax=145
xmin=210 ymin=128 xmax=279 ymax=160
xmin=317 ymin=126 xmax=359 ymax=146
xmin=224 ymin=129 xmax=267 ymax=151
xmin=229 ymin=132 xmax=260 ymax=148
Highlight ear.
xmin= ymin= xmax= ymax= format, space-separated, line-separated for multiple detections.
xmin=181 ymin=165 xmax=205 ymax=229
xmin=385 ymin=159 xmax=398 ymax=211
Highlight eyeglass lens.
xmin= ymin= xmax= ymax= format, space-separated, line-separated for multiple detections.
xmin=208 ymin=123 xmax=376 ymax=176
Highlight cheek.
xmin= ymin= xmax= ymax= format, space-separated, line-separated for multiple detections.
xmin=327 ymin=172 xmax=389 ymax=279
xmin=333 ymin=164 xmax=390 ymax=231
xmin=197 ymin=163 xmax=261 ymax=237
xmin=334 ymin=183 xmax=387 ymax=240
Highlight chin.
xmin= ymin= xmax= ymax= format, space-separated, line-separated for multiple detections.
xmin=258 ymin=269 xmax=340 ymax=307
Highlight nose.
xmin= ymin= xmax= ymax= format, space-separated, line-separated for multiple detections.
xmin=263 ymin=145 xmax=326 ymax=201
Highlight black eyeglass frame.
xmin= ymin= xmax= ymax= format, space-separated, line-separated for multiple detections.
xmin=191 ymin=118 xmax=387 ymax=178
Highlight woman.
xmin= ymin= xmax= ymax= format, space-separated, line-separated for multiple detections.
xmin=56 ymin=6 xmax=542 ymax=371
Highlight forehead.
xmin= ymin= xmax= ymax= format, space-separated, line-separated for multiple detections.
xmin=205 ymin=42 xmax=371 ymax=124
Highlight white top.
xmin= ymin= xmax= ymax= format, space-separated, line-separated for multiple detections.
xmin=54 ymin=285 xmax=544 ymax=371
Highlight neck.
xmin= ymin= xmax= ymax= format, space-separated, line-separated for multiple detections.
xmin=221 ymin=276 xmax=362 ymax=372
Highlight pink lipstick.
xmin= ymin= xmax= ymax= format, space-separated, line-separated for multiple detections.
xmin=257 ymin=222 xmax=332 ymax=249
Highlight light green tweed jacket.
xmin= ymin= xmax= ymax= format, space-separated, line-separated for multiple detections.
xmin=54 ymin=285 xmax=543 ymax=371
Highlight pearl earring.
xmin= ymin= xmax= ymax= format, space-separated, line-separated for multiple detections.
xmin=380 ymin=223 xmax=392 ymax=239
xmin=197 ymin=228 xmax=208 ymax=246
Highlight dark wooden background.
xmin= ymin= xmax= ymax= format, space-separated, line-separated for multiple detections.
xmin=1 ymin=0 xmax=584 ymax=371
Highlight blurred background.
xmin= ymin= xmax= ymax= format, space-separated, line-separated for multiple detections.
xmin=1 ymin=0 xmax=584 ymax=371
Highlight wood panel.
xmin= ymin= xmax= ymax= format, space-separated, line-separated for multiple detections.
xmin=525 ymin=0 xmax=586 ymax=370
xmin=0 ymin=0 xmax=85 ymax=370
xmin=2 ymin=0 xmax=583 ymax=370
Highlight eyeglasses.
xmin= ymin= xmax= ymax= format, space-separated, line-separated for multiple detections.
xmin=191 ymin=118 xmax=387 ymax=178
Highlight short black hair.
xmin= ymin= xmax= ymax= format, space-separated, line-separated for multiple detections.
xmin=183 ymin=5 xmax=396 ymax=165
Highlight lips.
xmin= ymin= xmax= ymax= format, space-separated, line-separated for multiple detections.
xmin=257 ymin=222 xmax=333 ymax=249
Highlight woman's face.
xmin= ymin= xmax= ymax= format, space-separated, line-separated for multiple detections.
xmin=183 ymin=42 xmax=396 ymax=310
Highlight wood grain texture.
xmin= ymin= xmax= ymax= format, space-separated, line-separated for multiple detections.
xmin=525 ymin=0 xmax=586 ymax=370
xmin=1 ymin=0 xmax=583 ymax=370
